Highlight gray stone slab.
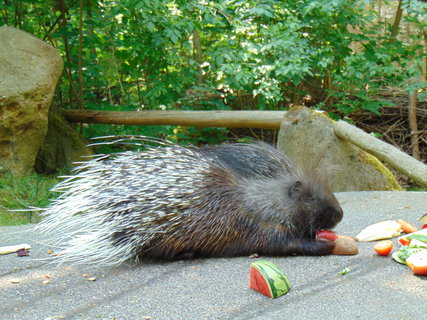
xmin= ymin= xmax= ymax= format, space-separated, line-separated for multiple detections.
xmin=1 ymin=191 xmax=426 ymax=320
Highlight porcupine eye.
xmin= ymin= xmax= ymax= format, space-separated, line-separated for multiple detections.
xmin=288 ymin=180 xmax=303 ymax=198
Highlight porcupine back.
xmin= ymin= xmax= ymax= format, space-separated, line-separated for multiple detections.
xmin=36 ymin=141 xmax=343 ymax=265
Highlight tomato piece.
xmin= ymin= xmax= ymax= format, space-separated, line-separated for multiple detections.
xmin=406 ymin=250 xmax=427 ymax=275
xmin=316 ymin=230 xmax=337 ymax=242
xmin=374 ymin=240 xmax=393 ymax=256
xmin=421 ymin=224 xmax=427 ymax=230
xmin=399 ymin=237 xmax=410 ymax=246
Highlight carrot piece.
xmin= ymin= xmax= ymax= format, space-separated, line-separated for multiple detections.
xmin=397 ymin=219 xmax=418 ymax=234
xmin=374 ymin=240 xmax=393 ymax=256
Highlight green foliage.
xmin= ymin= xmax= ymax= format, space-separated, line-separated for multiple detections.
xmin=329 ymin=6 xmax=425 ymax=115
xmin=209 ymin=0 xmax=364 ymax=107
xmin=0 ymin=173 xmax=59 ymax=226
xmin=0 ymin=1 xmax=425 ymax=226
xmin=0 ymin=0 xmax=425 ymax=128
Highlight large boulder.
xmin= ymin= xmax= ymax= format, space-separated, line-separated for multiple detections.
xmin=277 ymin=106 xmax=401 ymax=191
xmin=0 ymin=26 xmax=63 ymax=176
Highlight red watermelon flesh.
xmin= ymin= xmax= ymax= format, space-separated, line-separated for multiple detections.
xmin=316 ymin=230 xmax=337 ymax=242
xmin=250 ymin=266 xmax=272 ymax=298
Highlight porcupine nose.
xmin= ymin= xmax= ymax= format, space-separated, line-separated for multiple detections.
xmin=322 ymin=205 xmax=344 ymax=229
xmin=331 ymin=205 xmax=344 ymax=226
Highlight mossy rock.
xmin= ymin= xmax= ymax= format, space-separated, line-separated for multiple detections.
xmin=0 ymin=27 xmax=63 ymax=176
xmin=277 ymin=106 xmax=401 ymax=192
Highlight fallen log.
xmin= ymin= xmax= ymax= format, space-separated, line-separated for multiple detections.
xmin=63 ymin=110 xmax=286 ymax=129
xmin=334 ymin=120 xmax=427 ymax=188
xmin=63 ymin=109 xmax=427 ymax=187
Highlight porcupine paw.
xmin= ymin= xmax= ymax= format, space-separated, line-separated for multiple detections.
xmin=299 ymin=238 xmax=335 ymax=256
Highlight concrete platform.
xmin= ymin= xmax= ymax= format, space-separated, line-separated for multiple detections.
xmin=1 ymin=191 xmax=426 ymax=320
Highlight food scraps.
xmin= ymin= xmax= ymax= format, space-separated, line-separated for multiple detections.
xmin=316 ymin=231 xmax=358 ymax=255
xmin=374 ymin=240 xmax=393 ymax=256
xmin=357 ymin=216 xmax=427 ymax=276
xmin=390 ymin=224 xmax=427 ymax=276
xmin=16 ymin=248 xmax=30 ymax=257
xmin=338 ymin=267 xmax=351 ymax=275
xmin=332 ymin=235 xmax=359 ymax=255
xmin=0 ymin=243 xmax=31 ymax=255
xmin=249 ymin=260 xmax=291 ymax=298
xmin=316 ymin=230 xmax=337 ymax=242
xmin=405 ymin=250 xmax=427 ymax=275
xmin=355 ymin=220 xmax=402 ymax=241
xmin=397 ymin=219 xmax=418 ymax=234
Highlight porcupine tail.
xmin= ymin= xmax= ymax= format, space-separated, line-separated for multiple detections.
xmin=35 ymin=137 xmax=210 ymax=265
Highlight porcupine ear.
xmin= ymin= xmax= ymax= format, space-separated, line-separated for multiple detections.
xmin=288 ymin=180 xmax=303 ymax=198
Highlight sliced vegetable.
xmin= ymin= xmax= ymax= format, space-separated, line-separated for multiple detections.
xmin=0 ymin=243 xmax=31 ymax=255
xmin=398 ymin=228 xmax=427 ymax=246
xmin=398 ymin=237 xmax=410 ymax=246
xmin=392 ymin=246 xmax=424 ymax=264
xmin=338 ymin=267 xmax=351 ymax=275
xmin=409 ymin=239 xmax=427 ymax=249
xmin=374 ymin=240 xmax=393 ymax=256
xmin=405 ymin=250 xmax=427 ymax=275
xmin=408 ymin=233 xmax=427 ymax=244
xmin=397 ymin=219 xmax=418 ymax=234
xmin=250 ymin=260 xmax=291 ymax=298
xmin=316 ymin=230 xmax=337 ymax=242
xmin=421 ymin=224 xmax=427 ymax=230
xmin=392 ymin=251 xmax=406 ymax=264
xmin=355 ymin=220 xmax=402 ymax=242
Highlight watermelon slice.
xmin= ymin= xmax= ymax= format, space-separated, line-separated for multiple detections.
xmin=249 ymin=260 xmax=291 ymax=298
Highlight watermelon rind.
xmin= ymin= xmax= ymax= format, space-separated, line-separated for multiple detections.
xmin=250 ymin=260 xmax=291 ymax=298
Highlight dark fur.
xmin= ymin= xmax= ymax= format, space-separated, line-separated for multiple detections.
xmin=38 ymin=141 xmax=343 ymax=264
xmin=135 ymin=142 xmax=343 ymax=260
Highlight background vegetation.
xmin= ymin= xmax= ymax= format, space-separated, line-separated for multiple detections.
xmin=0 ymin=173 xmax=59 ymax=225
xmin=0 ymin=0 xmax=426 ymax=224
xmin=1 ymin=0 xmax=425 ymax=142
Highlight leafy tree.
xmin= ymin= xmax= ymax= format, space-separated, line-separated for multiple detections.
xmin=0 ymin=0 xmax=425 ymax=134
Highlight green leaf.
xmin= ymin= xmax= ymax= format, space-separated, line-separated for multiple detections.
xmin=147 ymin=21 xmax=155 ymax=32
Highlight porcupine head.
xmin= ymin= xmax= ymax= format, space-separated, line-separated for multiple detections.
xmin=198 ymin=142 xmax=344 ymax=257
xmin=35 ymin=141 xmax=343 ymax=265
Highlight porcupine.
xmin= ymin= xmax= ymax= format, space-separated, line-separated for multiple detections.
xmin=36 ymin=140 xmax=344 ymax=265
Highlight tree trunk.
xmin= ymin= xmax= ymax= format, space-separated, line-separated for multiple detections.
xmin=408 ymin=89 xmax=420 ymax=160
xmin=77 ymin=0 xmax=84 ymax=109
xmin=193 ymin=30 xmax=204 ymax=85
xmin=391 ymin=0 xmax=403 ymax=40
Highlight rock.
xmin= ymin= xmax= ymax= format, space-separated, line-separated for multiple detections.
xmin=35 ymin=105 xmax=93 ymax=174
xmin=277 ymin=106 xmax=401 ymax=191
xmin=0 ymin=26 xmax=63 ymax=176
